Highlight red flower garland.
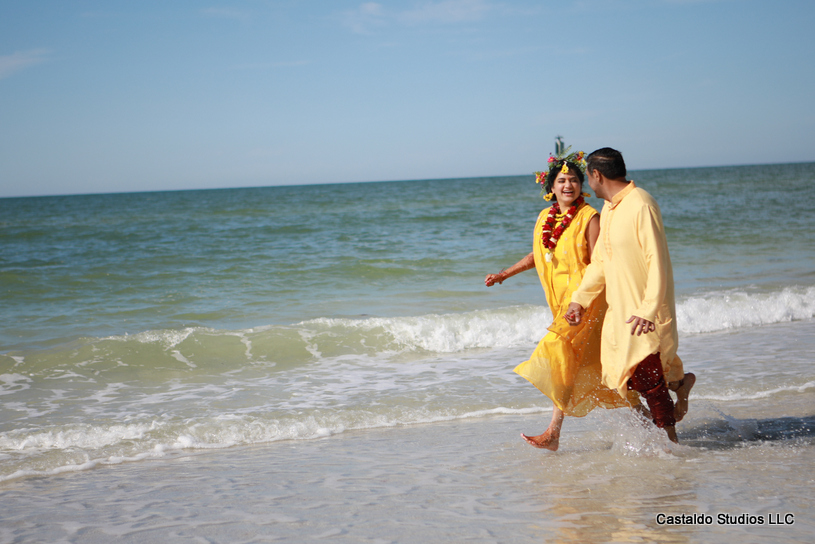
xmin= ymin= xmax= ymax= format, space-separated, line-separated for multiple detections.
xmin=541 ymin=196 xmax=584 ymax=250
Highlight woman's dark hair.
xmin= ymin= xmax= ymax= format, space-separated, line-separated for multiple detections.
xmin=544 ymin=161 xmax=584 ymax=194
xmin=585 ymin=147 xmax=627 ymax=180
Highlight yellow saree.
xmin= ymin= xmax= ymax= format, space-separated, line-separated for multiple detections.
xmin=514 ymin=203 xmax=637 ymax=415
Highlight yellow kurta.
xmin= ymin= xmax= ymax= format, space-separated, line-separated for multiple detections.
xmin=514 ymin=203 xmax=636 ymax=416
xmin=571 ymin=182 xmax=684 ymax=396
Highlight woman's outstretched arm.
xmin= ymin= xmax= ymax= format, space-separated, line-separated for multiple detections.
xmin=485 ymin=252 xmax=534 ymax=286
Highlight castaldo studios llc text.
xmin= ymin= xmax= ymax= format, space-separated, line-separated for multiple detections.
xmin=656 ymin=513 xmax=795 ymax=526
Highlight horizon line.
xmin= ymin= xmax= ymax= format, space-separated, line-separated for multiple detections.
xmin=1 ymin=159 xmax=812 ymax=200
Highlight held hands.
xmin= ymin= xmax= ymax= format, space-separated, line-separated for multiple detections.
xmin=564 ymin=303 xmax=585 ymax=326
xmin=627 ymin=315 xmax=656 ymax=336
xmin=566 ymin=306 xmax=655 ymax=334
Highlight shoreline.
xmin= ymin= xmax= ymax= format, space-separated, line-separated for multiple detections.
xmin=1 ymin=407 xmax=812 ymax=543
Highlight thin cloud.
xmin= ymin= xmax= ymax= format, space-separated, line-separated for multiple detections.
xmin=341 ymin=0 xmax=494 ymax=33
xmin=575 ymin=0 xmax=730 ymax=9
xmin=232 ymin=60 xmax=311 ymax=70
xmin=341 ymin=2 xmax=387 ymax=34
xmin=664 ymin=0 xmax=730 ymax=4
xmin=398 ymin=0 xmax=492 ymax=25
xmin=201 ymin=7 xmax=252 ymax=22
xmin=457 ymin=45 xmax=542 ymax=61
xmin=0 ymin=49 xmax=50 ymax=80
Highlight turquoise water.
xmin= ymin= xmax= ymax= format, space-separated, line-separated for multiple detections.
xmin=4 ymin=163 xmax=814 ymax=347
xmin=1 ymin=162 xmax=814 ymax=482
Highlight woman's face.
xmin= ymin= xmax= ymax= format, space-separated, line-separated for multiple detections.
xmin=552 ymin=171 xmax=582 ymax=208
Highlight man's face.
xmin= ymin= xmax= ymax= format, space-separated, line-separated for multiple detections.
xmin=586 ymin=169 xmax=600 ymax=197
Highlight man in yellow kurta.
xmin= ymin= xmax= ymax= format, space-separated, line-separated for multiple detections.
xmin=564 ymin=148 xmax=694 ymax=443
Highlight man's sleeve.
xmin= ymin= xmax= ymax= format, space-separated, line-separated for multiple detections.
xmin=633 ymin=205 xmax=669 ymax=322
xmin=571 ymin=235 xmax=606 ymax=308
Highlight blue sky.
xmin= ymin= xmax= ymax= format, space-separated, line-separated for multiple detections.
xmin=1 ymin=0 xmax=813 ymax=197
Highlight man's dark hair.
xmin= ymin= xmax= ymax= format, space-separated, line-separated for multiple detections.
xmin=586 ymin=147 xmax=627 ymax=180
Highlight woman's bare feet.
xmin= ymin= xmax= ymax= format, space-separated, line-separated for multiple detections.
xmin=670 ymin=373 xmax=696 ymax=422
xmin=522 ymin=405 xmax=564 ymax=451
xmin=521 ymin=430 xmax=560 ymax=451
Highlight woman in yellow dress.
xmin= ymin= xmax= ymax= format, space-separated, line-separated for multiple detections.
xmin=485 ymin=148 xmax=637 ymax=450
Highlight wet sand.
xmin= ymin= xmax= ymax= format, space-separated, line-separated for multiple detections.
xmin=1 ymin=398 xmax=812 ymax=544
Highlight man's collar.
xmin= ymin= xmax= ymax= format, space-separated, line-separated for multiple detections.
xmin=609 ymin=181 xmax=636 ymax=209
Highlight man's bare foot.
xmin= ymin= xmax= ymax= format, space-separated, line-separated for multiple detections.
xmin=664 ymin=425 xmax=678 ymax=444
xmin=521 ymin=430 xmax=559 ymax=451
xmin=633 ymin=402 xmax=652 ymax=422
xmin=670 ymin=372 xmax=695 ymax=422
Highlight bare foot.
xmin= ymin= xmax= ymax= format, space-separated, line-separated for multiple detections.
xmin=521 ymin=430 xmax=559 ymax=451
xmin=664 ymin=425 xmax=678 ymax=444
xmin=633 ymin=403 xmax=652 ymax=422
xmin=670 ymin=372 xmax=695 ymax=422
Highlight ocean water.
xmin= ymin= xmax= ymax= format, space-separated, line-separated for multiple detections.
xmin=1 ymin=162 xmax=814 ymax=542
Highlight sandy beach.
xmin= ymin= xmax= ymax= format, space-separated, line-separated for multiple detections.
xmin=2 ymin=395 xmax=812 ymax=544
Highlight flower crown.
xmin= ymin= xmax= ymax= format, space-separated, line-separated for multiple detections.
xmin=534 ymin=146 xmax=587 ymax=201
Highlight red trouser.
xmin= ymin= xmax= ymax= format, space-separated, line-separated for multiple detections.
xmin=627 ymin=352 xmax=676 ymax=428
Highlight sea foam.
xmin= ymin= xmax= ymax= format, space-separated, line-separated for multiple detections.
xmin=5 ymin=286 xmax=813 ymax=380
xmin=297 ymin=285 xmax=815 ymax=354
xmin=676 ymin=286 xmax=815 ymax=334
